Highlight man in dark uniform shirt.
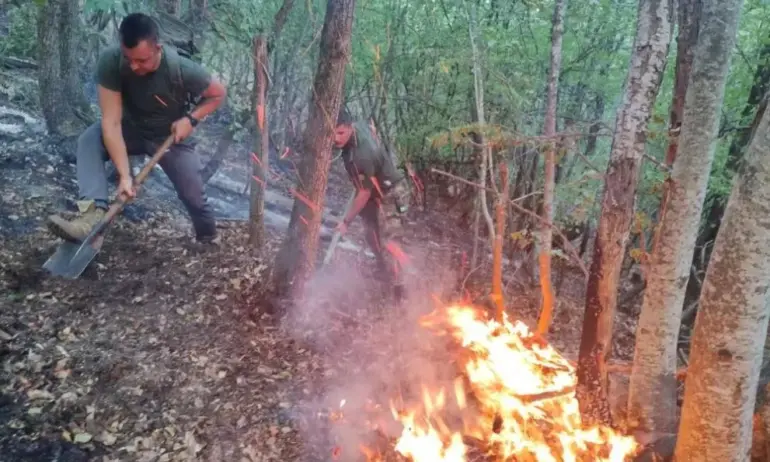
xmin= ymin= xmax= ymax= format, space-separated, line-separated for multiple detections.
xmin=332 ymin=110 xmax=412 ymax=298
xmin=47 ymin=12 xmax=226 ymax=244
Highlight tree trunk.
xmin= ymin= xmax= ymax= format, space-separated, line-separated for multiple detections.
xmin=468 ymin=2 xmax=496 ymax=245
xmin=492 ymin=163 xmax=510 ymax=321
xmin=627 ymin=0 xmax=744 ymax=435
xmin=37 ymin=0 xmax=92 ymax=139
xmin=271 ymin=0 xmax=355 ymax=296
xmin=249 ymin=36 xmax=269 ymax=248
xmin=536 ymin=0 xmax=565 ymax=337
xmin=200 ymin=127 xmax=235 ymax=184
xmin=685 ymin=27 xmax=770 ymax=310
xmin=663 ymin=0 xmax=701 ymax=168
xmin=576 ymin=0 xmax=675 ymax=427
xmin=674 ymin=57 xmax=770 ymax=462
xmin=653 ymin=0 xmax=701 ymax=255
xmin=157 ymin=0 xmax=181 ymax=15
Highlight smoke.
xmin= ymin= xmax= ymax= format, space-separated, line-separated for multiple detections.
xmin=279 ymin=240 xmax=465 ymax=461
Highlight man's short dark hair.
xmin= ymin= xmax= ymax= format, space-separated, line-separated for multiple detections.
xmin=119 ymin=13 xmax=159 ymax=48
xmin=336 ymin=107 xmax=353 ymax=126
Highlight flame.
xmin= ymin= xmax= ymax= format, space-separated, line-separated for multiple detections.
xmin=365 ymin=304 xmax=638 ymax=461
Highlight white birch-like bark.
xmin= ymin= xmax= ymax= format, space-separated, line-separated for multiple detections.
xmin=576 ymin=0 xmax=675 ymax=425
xmin=674 ymin=67 xmax=770 ymax=462
xmin=468 ymin=2 xmax=495 ymax=242
xmin=628 ymin=0 xmax=744 ymax=434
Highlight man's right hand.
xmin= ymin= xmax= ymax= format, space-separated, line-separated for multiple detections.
xmin=117 ymin=175 xmax=136 ymax=201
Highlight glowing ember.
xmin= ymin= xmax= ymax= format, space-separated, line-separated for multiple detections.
xmin=365 ymin=304 xmax=638 ymax=461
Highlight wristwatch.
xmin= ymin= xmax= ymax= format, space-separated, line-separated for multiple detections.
xmin=185 ymin=113 xmax=199 ymax=127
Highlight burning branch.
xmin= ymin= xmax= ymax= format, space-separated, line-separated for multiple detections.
xmin=363 ymin=304 xmax=639 ymax=461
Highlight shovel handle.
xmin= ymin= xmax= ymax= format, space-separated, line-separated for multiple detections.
xmin=103 ymin=135 xmax=176 ymax=224
xmin=323 ymin=188 xmax=357 ymax=265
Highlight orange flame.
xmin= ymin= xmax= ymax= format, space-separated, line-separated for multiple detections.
xmin=364 ymin=304 xmax=638 ymax=462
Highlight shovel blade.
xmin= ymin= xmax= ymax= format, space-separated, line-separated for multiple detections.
xmin=43 ymin=237 xmax=103 ymax=279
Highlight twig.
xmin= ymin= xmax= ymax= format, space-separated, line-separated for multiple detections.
xmin=516 ymin=386 xmax=576 ymax=403
xmin=461 ymin=263 xmax=485 ymax=293
xmin=431 ymin=168 xmax=589 ymax=278
xmin=643 ymin=153 xmax=671 ymax=172
xmin=0 ymin=56 xmax=38 ymax=70
xmin=574 ymin=151 xmax=603 ymax=173
xmin=463 ymin=129 xmax=613 ymax=150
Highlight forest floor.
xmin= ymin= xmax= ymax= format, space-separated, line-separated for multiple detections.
xmin=0 ymin=72 xmax=642 ymax=461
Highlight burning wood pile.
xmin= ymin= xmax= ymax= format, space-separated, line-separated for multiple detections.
xmin=347 ymin=304 xmax=639 ymax=462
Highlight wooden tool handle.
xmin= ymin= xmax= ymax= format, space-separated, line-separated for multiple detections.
xmin=323 ymin=188 xmax=357 ymax=265
xmin=103 ymin=135 xmax=175 ymax=223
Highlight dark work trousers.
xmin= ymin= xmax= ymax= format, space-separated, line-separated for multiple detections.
xmin=75 ymin=121 xmax=216 ymax=240
xmin=358 ymin=180 xmax=410 ymax=287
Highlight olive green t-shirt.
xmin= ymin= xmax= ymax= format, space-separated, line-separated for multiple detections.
xmin=96 ymin=45 xmax=211 ymax=142
xmin=341 ymin=120 xmax=403 ymax=196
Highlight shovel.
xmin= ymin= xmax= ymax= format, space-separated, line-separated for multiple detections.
xmin=43 ymin=135 xmax=175 ymax=279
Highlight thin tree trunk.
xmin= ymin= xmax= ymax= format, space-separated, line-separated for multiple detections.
xmin=674 ymin=54 xmax=770 ymax=462
xmin=200 ymin=127 xmax=235 ymax=184
xmin=37 ymin=0 xmax=92 ymax=138
xmin=492 ymin=163 xmax=510 ymax=321
xmin=272 ymin=0 xmax=355 ymax=295
xmin=468 ymin=2 xmax=495 ymax=243
xmin=470 ymin=196 xmax=481 ymax=270
xmin=627 ymin=0 xmax=743 ymax=435
xmin=685 ymin=27 xmax=770 ymax=309
xmin=652 ymin=0 xmax=702 ymax=257
xmin=249 ymin=36 xmax=269 ymax=247
xmin=157 ymin=0 xmax=181 ymax=15
xmin=536 ymin=0 xmax=566 ymax=337
xmin=576 ymin=0 xmax=675 ymax=427
xmin=662 ymin=0 xmax=702 ymax=168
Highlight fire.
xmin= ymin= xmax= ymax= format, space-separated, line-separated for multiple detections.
xmin=365 ymin=304 xmax=638 ymax=461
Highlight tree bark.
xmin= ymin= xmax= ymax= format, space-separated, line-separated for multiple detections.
xmin=685 ymin=28 xmax=770 ymax=310
xmin=271 ymin=0 xmax=355 ymax=295
xmin=662 ymin=0 xmax=701 ymax=168
xmin=653 ymin=0 xmax=701 ymax=256
xmin=627 ymin=0 xmax=744 ymax=435
xmin=249 ymin=36 xmax=269 ymax=248
xmin=674 ymin=53 xmax=770 ymax=462
xmin=492 ymin=163 xmax=510 ymax=321
xmin=467 ymin=2 xmax=496 ymax=245
xmin=536 ymin=0 xmax=565 ymax=337
xmin=576 ymin=0 xmax=675 ymax=427
xmin=200 ymin=128 xmax=235 ymax=184
xmin=157 ymin=0 xmax=181 ymax=16
xmin=37 ymin=0 xmax=93 ymax=138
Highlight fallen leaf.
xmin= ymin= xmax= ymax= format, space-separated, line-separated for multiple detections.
xmin=97 ymin=431 xmax=117 ymax=446
xmin=74 ymin=432 xmax=93 ymax=444
xmin=27 ymin=389 xmax=54 ymax=401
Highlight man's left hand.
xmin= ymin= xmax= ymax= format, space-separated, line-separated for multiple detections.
xmin=171 ymin=117 xmax=194 ymax=143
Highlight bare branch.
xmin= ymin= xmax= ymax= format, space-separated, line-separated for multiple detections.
xmin=431 ymin=168 xmax=589 ymax=278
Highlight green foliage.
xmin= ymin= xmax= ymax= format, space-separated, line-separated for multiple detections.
xmin=0 ymin=2 xmax=39 ymax=59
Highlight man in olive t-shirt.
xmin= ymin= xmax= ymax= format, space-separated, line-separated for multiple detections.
xmin=47 ymin=12 xmax=227 ymax=244
xmin=333 ymin=110 xmax=412 ymax=298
